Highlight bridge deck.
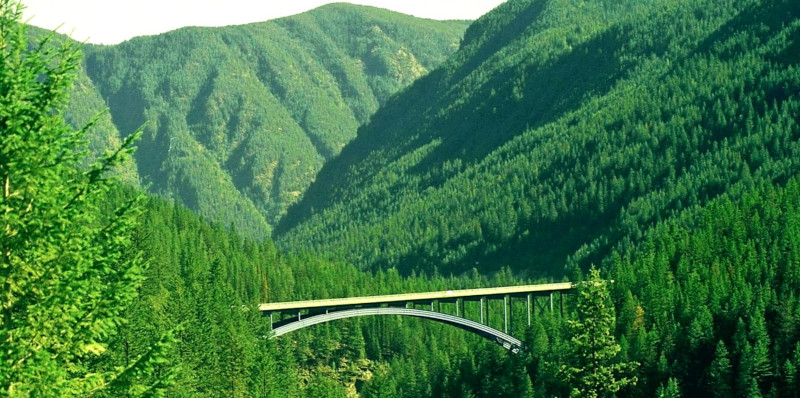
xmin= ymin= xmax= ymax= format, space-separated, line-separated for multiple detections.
xmin=259 ymin=282 xmax=573 ymax=312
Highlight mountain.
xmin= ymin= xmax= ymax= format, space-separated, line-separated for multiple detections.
xmin=67 ymin=4 xmax=468 ymax=237
xmin=276 ymin=0 xmax=800 ymax=276
xmin=11 ymin=2 xmax=800 ymax=395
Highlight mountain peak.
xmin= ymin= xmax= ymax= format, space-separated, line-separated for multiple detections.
xmin=63 ymin=8 xmax=468 ymax=238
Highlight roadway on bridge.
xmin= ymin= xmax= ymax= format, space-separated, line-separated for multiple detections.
xmin=259 ymin=282 xmax=573 ymax=312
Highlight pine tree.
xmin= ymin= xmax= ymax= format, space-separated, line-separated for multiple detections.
xmin=558 ymin=267 xmax=638 ymax=398
xmin=0 ymin=1 xmax=171 ymax=395
xmin=708 ymin=340 xmax=733 ymax=398
xmin=656 ymin=378 xmax=681 ymax=398
xmin=748 ymin=304 xmax=773 ymax=390
xmin=362 ymin=365 xmax=397 ymax=398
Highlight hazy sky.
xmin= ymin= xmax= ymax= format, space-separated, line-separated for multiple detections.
xmin=21 ymin=1 xmax=507 ymax=45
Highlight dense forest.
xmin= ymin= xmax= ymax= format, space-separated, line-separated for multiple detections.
xmin=49 ymin=6 xmax=468 ymax=238
xmin=3 ymin=0 xmax=800 ymax=397
xmin=277 ymin=0 xmax=800 ymax=279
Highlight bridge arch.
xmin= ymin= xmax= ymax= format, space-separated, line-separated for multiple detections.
xmin=270 ymin=307 xmax=523 ymax=353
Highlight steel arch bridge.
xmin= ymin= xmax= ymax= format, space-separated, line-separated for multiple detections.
xmin=260 ymin=282 xmax=574 ymax=353
xmin=272 ymin=307 xmax=525 ymax=353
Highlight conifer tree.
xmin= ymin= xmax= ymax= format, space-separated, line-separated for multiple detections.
xmin=708 ymin=340 xmax=733 ymax=398
xmin=362 ymin=365 xmax=397 ymax=398
xmin=656 ymin=378 xmax=681 ymax=398
xmin=0 ymin=1 xmax=171 ymax=395
xmin=559 ymin=267 xmax=638 ymax=398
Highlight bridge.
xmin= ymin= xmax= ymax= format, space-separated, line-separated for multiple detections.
xmin=260 ymin=282 xmax=574 ymax=353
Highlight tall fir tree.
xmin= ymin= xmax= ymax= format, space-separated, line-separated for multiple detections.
xmin=0 ymin=1 xmax=171 ymax=395
xmin=708 ymin=340 xmax=733 ymax=398
xmin=559 ymin=267 xmax=638 ymax=398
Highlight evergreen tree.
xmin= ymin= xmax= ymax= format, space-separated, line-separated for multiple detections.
xmin=362 ymin=365 xmax=397 ymax=398
xmin=0 ymin=1 xmax=170 ymax=395
xmin=305 ymin=373 xmax=348 ymax=398
xmin=782 ymin=358 xmax=797 ymax=398
xmin=559 ymin=267 xmax=638 ymax=398
xmin=708 ymin=341 xmax=733 ymax=398
xmin=792 ymin=343 xmax=800 ymax=397
xmin=748 ymin=304 xmax=773 ymax=391
xmin=656 ymin=378 xmax=681 ymax=398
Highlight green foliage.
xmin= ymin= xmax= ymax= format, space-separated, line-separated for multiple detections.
xmin=558 ymin=268 xmax=637 ymax=397
xmin=0 ymin=1 xmax=169 ymax=395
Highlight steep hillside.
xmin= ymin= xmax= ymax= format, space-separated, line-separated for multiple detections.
xmin=79 ymin=4 xmax=468 ymax=237
xmin=277 ymin=0 xmax=800 ymax=276
xmin=25 ymin=27 xmax=139 ymax=186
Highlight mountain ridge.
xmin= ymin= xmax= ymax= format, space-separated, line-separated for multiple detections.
xmin=47 ymin=3 xmax=469 ymax=237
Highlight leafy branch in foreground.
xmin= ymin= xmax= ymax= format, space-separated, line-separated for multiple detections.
xmin=0 ymin=1 xmax=171 ymax=395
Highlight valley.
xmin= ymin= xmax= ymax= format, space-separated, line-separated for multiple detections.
xmin=3 ymin=0 xmax=800 ymax=397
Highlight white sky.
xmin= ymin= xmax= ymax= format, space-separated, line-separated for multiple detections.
xmin=21 ymin=1 xmax=507 ymax=45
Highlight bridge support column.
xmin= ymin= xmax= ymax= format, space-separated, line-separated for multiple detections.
xmin=455 ymin=299 xmax=460 ymax=317
xmin=480 ymin=297 xmax=485 ymax=324
xmin=526 ymin=294 xmax=531 ymax=327
xmin=503 ymin=295 xmax=509 ymax=334
xmin=549 ymin=293 xmax=554 ymax=312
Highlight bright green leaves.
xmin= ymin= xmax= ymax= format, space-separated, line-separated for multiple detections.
xmin=0 ymin=1 xmax=168 ymax=395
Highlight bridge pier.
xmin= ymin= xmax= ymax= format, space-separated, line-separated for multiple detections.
xmin=484 ymin=297 xmax=492 ymax=326
xmin=526 ymin=294 xmax=531 ymax=327
xmin=480 ymin=297 xmax=485 ymax=324
xmin=503 ymin=295 xmax=509 ymax=334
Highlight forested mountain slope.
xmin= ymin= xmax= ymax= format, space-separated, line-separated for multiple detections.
xmin=99 ymin=186 xmax=528 ymax=397
xmin=71 ymin=4 xmax=467 ymax=237
xmin=277 ymin=0 xmax=800 ymax=277
xmin=117 ymin=174 xmax=800 ymax=398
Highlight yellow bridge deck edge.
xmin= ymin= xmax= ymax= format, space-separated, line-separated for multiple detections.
xmin=259 ymin=282 xmax=574 ymax=312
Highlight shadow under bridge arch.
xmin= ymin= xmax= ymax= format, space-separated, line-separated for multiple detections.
xmin=270 ymin=307 xmax=523 ymax=354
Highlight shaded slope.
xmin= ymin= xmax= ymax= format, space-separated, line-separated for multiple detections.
xmin=277 ymin=0 xmax=800 ymax=276
xmin=80 ymin=4 xmax=467 ymax=237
